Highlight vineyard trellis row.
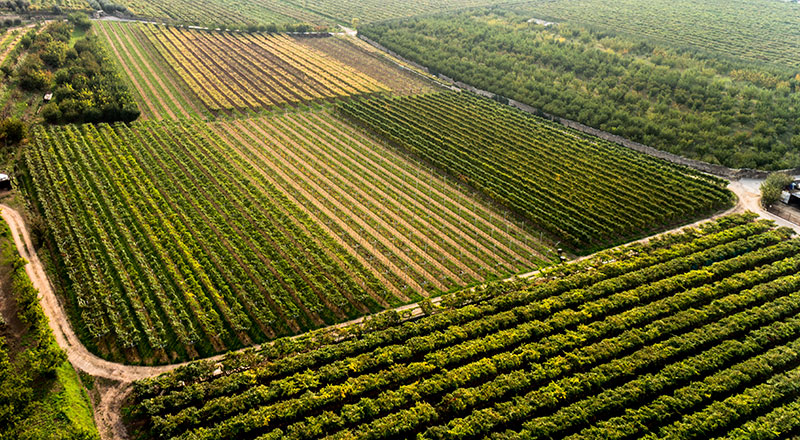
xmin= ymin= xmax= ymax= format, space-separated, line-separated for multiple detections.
xmin=23 ymin=111 xmax=552 ymax=363
xmin=24 ymin=121 xmax=389 ymax=363
xmin=125 ymin=213 xmax=800 ymax=440
xmin=338 ymin=92 xmax=733 ymax=251
xmin=136 ymin=23 xmax=387 ymax=113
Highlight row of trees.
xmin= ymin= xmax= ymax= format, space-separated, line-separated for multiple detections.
xmin=125 ymin=214 xmax=800 ymax=440
xmin=361 ymin=10 xmax=800 ymax=170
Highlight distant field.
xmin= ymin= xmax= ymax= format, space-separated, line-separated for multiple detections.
xmin=512 ymin=0 xmax=800 ymax=68
xmin=126 ymin=213 xmax=800 ymax=440
xmin=95 ymin=21 xmax=210 ymax=120
xmin=298 ymin=36 xmax=436 ymax=95
xmin=362 ymin=11 xmax=800 ymax=170
xmin=24 ymin=112 xmax=551 ymax=364
xmin=112 ymin=0 xmax=330 ymax=28
xmin=96 ymin=22 xmax=390 ymax=118
xmin=282 ymin=0 xmax=523 ymax=23
xmin=339 ymin=92 xmax=733 ymax=251
xmin=140 ymin=24 xmax=386 ymax=114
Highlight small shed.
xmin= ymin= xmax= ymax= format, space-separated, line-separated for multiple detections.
xmin=43 ymin=92 xmax=53 ymax=102
xmin=0 ymin=174 xmax=11 ymax=191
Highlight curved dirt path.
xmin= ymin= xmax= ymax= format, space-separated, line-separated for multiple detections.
xmin=0 ymin=204 xmax=178 ymax=382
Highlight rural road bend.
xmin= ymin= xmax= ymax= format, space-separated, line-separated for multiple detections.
xmin=0 ymin=204 xmax=177 ymax=382
xmin=1 ymin=180 xmax=794 ymax=380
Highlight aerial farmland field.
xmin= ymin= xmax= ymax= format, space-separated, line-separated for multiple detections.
xmin=1 ymin=2 xmax=798 ymax=440
xmin=126 ymin=213 xmax=800 ymax=440
xmin=24 ymin=111 xmax=555 ymax=364
xmin=97 ymin=21 xmax=388 ymax=118
xmin=339 ymin=92 xmax=733 ymax=251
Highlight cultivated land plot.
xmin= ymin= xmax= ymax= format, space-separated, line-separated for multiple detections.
xmin=24 ymin=113 xmax=551 ymax=364
xmin=212 ymin=110 xmax=553 ymax=299
xmin=140 ymin=24 xmax=386 ymax=113
xmin=339 ymin=92 xmax=734 ymax=251
xmin=25 ymin=122 xmax=396 ymax=364
xmin=127 ymin=214 xmax=800 ymax=440
xmin=112 ymin=0 xmax=329 ymax=28
xmin=513 ymin=0 xmax=800 ymax=69
xmin=282 ymin=0 xmax=531 ymax=23
xmin=297 ymin=35 xmax=436 ymax=95
xmin=95 ymin=20 xmax=210 ymax=121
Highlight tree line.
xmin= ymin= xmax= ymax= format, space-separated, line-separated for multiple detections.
xmin=362 ymin=9 xmax=800 ymax=170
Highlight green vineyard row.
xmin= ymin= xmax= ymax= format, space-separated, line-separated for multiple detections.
xmin=23 ymin=109 xmax=550 ymax=364
xmin=338 ymin=92 xmax=733 ymax=251
xmin=126 ymin=214 xmax=800 ymax=439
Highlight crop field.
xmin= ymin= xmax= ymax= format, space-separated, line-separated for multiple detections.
xmin=339 ymin=92 xmax=733 ymax=251
xmin=24 ymin=112 xmax=551 ymax=364
xmin=25 ymin=121 xmax=396 ymax=364
xmin=138 ymin=24 xmax=386 ymax=114
xmin=95 ymin=21 xmax=210 ymax=120
xmin=213 ymin=111 xmax=552 ymax=298
xmin=297 ymin=36 xmax=436 ymax=95
xmin=126 ymin=213 xmax=800 ymax=440
xmin=24 ymin=0 xmax=89 ymax=10
xmin=113 ymin=0 xmax=329 ymax=28
xmin=282 ymin=0 xmax=525 ymax=23
xmin=512 ymin=0 xmax=800 ymax=68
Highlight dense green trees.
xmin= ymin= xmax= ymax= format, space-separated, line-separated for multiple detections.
xmin=16 ymin=21 xmax=139 ymax=124
xmin=125 ymin=214 xmax=800 ymax=440
xmin=0 ymin=218 xmax=99 ymax=439
xmin=760 ymin=172 xmax=794 ymax=208
xmin=362 ymin=10 xmax=800 ymax=170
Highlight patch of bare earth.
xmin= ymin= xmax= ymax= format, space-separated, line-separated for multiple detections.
xmin=298 ymin=35 xmax=437 ymax=95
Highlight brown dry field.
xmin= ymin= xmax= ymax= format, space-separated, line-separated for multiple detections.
xmin=298 ymin=35 xmax=437 ymax=95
